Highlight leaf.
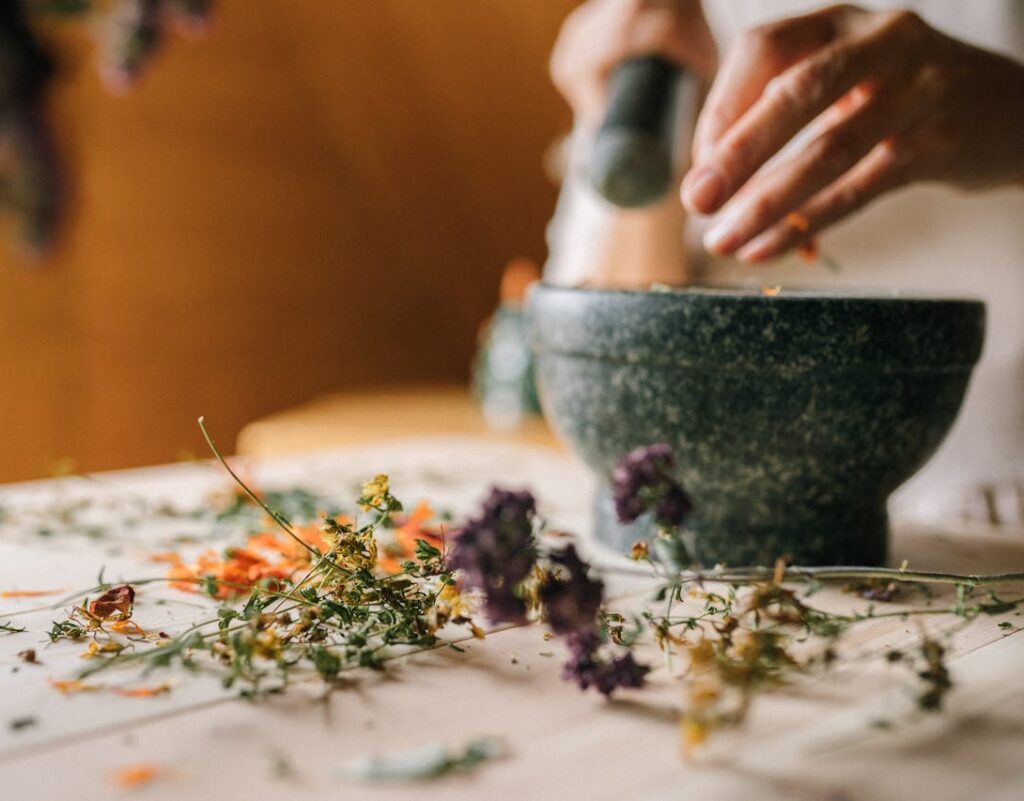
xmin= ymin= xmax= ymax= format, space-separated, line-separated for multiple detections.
xmin=337 ymin=737 xmax=504 ymax=782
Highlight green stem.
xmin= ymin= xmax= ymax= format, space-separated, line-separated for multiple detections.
xmin=197 ymin=416 xmax=321 ymax=562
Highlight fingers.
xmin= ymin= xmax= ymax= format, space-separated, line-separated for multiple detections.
xmin=690 ymin=6 xmax=845 ymax=164
xmin=684 ymin=6 xmax=923 ymax=216
xmin=733 ymin=137 xmax=916 ymax=262
xmin=701 ymin=81 xmax=912 ymax=255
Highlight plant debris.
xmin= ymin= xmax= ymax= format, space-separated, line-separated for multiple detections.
xmin=337 ymin=737 xmax=504 ymax=782
xmin=12 ymin=423 xmax=1024 ymax=759
xmin=110 ymin=763 xmax=162 ymax=788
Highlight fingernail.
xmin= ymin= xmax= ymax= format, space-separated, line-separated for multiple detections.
xmin=683 ymin=166 xmax=726 ymax=214
xmin=737 ymin=231 xmax=782 ymax=263
xmin=703 ymin=212 xmax=742 ymax=255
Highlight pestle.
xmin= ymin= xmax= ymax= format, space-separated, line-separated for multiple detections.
xmin=588 ymin=56 xmax=682 ymax=208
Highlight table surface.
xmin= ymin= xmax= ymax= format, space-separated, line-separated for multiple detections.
xmin=2 ymin=392 xmax=1024 ymax=801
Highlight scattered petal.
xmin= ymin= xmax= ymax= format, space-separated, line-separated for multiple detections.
xmin=111 ymin=763 xmax=161 ymax=788
xmin=110 ymin=682 xmax=171 ymax=698
xmin=1 ymin=589 xmax=64 ymax=598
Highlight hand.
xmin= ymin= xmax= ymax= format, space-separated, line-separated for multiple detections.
xmin=681 ymin=4 xmax=1024 ymax=262
xmin=550 ymin=0 xmax=716 ymax=127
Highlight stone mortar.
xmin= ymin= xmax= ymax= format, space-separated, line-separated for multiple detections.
xmin=528 ymin=285 xmax=985 ymax=566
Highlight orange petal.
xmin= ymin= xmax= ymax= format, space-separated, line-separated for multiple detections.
xmin=147 ymin=552 xmax=182 ymax=564
xmin=110 ymin=683 xmax=171 ymax=698
xmin=110 ymin=620 xmax=146 ymax=636
xmin=111 ymin=763 xmax=161 ymax=788
xmin=49 ymin=678 xmax=103 ymax=694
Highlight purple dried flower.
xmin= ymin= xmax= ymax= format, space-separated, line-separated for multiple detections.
xmin=539 ymin=544 xmax=604 ymax=635
xmin=562 ymin=629 xmax=649 ymax=697
xmin=448 ymin=487 xmax=537 ymax=625
xmin=611 ymin=443 xmax=692 ymax=528
xmin=100 ymin=0 xmax=163 ymax=91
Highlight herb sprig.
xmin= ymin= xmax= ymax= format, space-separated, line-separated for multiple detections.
xmin=19 ymin=431 xmax=1024 ymax=757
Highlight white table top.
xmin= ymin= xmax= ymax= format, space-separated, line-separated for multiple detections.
xmin=2 ymin=438 xmax=1023 ymax=801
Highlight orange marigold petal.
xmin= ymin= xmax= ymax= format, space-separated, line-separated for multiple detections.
xmin=49 ymin=678 xmax=103 ymax=694
xmin=110 ymin=683 xmax=171 ymax=698
xmin=111 ymin=763 xmax=161 ymax=788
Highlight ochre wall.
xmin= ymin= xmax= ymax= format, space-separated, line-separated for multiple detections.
xmin=0 ymin=1 xmax=576 ymax=482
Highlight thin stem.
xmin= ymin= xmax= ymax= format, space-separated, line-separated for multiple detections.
xmin=597 ymin=562 xmax=1024 ymax=588
xmin=197 ymin=416 xmax=320 ymax=562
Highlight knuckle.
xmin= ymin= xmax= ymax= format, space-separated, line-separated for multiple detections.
xmin=814 ymin=128 xmax=861 ymax=170
xmin=742 ymin=24 xmax=790 ymax=71
xmin=747 ymin=194 xmax=777 ymax=227
xmin=888 ymin=9 xmax=926 ymax=36
xmin=834 ymin=182 xmax=863 ymax=212
xmin=767 ymin=62 xmax=825 ymax=111
xmin=878 ymin=135 xmax=918 ymax=178
xmin=880 ymin=9 xmax=929 ymax=48
xmin=915 ymin=62 xmax=952 ymax=104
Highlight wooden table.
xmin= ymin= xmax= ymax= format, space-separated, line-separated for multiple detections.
xmin=236 ymin=385 xmax=559 ymax=457
xmin=2 ymin=392 xmax=1024 ymax=800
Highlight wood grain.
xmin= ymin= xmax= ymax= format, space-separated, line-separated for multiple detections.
xmin=0 ymin=1 xmax=576 ymax=482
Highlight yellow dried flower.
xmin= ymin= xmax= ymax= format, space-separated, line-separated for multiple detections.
xmin=630 ymin=541 xmax=649 ymax=561
xmin=359 ymin=474 xmax=390 ymax=511
xmin=81 ymin=640 xmax=125 ymax=659
xmin=680 ymin=716 xmax=708 ymax=753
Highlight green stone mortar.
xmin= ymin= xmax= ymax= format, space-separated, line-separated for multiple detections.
xmin=527 ymin=285 xmax=985 ymax=566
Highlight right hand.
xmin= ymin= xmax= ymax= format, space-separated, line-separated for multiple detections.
xmin=550 ymin=0 xmax=716 ymax=127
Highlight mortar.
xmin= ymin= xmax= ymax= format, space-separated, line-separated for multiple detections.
xmin=527 ymin=285 xmax=985 ymax=566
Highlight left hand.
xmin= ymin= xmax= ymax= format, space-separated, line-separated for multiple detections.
xmin=680 ymin=4 xmax=1024 ymax=262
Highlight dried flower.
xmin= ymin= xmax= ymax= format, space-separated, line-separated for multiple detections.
xmin=448 ymin=488 xmax=536 ymax=624
xmin=562 ymin=630 xmax=649 ymax=697
xmin=88 ymin=584 xmax=135 ymax=620
xmin=17 ymin=649 xmax=38 ymax=664
xmin=539 ymin=545 xmax=604 ymax=635
xmin=359 ymin=474 xmax=392 ymax=511
xmin=611 ymin=444 xmax=692 ymax=528
xmin=81 ymin=640 xmax=125 ymax=659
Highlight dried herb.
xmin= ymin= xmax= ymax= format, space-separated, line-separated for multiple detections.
xmin=337 ymin=737 xmax=504 ymax=782
xmin=16 ymin=427 xmax=1024 ymax=762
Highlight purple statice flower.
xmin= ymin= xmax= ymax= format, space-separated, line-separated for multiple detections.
xmin=539 ymin=544 xmax=604 ymax=635
xmin=448 ymin=488 xmax=537 ymax=625
xmin=562 ymin=630 xmax=649 ymax=697
xmin=611 ymin=443 xmax=693 ymax=528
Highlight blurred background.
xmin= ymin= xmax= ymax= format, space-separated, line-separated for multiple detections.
xmin=0 ymin=0 xmax=576 ymax=482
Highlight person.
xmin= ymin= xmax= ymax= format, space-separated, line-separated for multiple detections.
xmin=545 ymin=0 xmax=1024 ymax=524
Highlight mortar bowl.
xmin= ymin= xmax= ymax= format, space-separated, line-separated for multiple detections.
xmin=527 ymin=285 xmax=985 ymax=566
